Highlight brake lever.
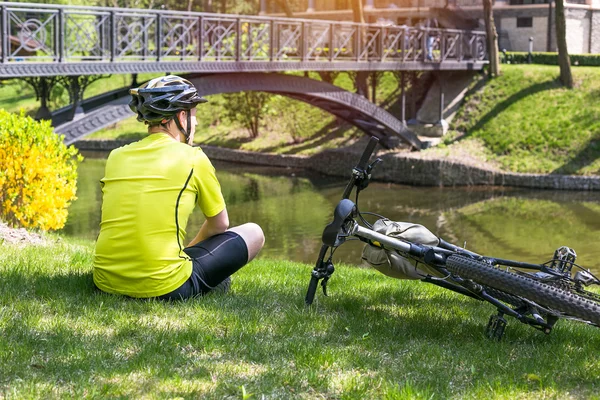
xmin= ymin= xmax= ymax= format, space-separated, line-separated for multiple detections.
xmin=356 ymin=158 xmax=382 ymax=192
xmin=368 ymin=158 xmax=382 ymax=173
xmin=321 ymin=261 xmax=335 ymax=296
xmin=321 ymin=277 xmax=330 ymax=296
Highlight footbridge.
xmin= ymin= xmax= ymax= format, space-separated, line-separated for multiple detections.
xmin=0 ymin=1 xmax=488 ymax=149
xmin=56 ymin=73 xmax=423 ymax=149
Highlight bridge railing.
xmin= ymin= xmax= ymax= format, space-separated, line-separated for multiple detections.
xmin=0 ymin=2 xmax=487 ymax=66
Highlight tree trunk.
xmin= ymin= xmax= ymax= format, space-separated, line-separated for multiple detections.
xmin=351 ymin=0 xmax=368 ymax=98
xmin=274 ymin=0 xmax=294 ymax=17
xmin=204 ymin=0 xmax=212 ymax=12
xmin=351 ymin=0 xmax=365 ymax=24
xmin=483 ymin=0 xmax=500 ymax=77
xmin=555 ymin=0 xmax=573 ymax=88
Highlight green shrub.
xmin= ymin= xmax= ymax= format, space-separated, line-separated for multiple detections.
xmin=222 ymin=91 xmax=271 ymax=138
xmin=0 ymin=110 xmax=82 ymax=230
xmin=501 ymin=51 xmax=600 ymax=66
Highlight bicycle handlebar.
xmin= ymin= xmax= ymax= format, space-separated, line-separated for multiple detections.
xmin=357 ymin=136 xmax=379 ymax=171
xmin=341 ymin=136 xmax=379 ymax=200
xmin=306 ymin=136 xmax=380 ymax=306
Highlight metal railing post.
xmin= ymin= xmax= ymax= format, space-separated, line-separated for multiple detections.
xmin=379 ymin=26 xmax=384 ymax=61
xmin=269 ymin=21 xmax=274 ymax=61
xmin=58 ymin=9 xmax=65 ymax=62
xmin=235 ymin=18 xmax=241 ymax=61
xmin=110 ymin=11 xmax=116 ymax=62
xmin=302 ymin=21 xmax=308 ymax=62
xmin=0 ymin=6 xmax=6 ymax=63
xmin=198 ymin=15 xmax=203 ymax=61
xmin=401 ymin=27 xmax=407 ymax=62
xmin=142 ymin=16 xmax=148 ymax=61
xmin=156 ymin=13 xmax=162 ymax=62
xmin=355 ymin=24 xmax=361 ymax=61
xmin=329 ymin=22 xmax=334 ymax=62
xmin=422 ymin=29 xmax=427 ymax=61
xmin=438 ymin=31 xmax=446 ymax=62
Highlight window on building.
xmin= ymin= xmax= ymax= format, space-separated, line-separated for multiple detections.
xmin=516 ymin=17 xmax=533 ymax=28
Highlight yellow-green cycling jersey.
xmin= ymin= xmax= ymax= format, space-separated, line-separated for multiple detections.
xmin=93 ymin=133 xmax=226 ymax=298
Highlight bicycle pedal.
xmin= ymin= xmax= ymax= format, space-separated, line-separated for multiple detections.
xmin=486 ymin=313 xmax=507 ymax=341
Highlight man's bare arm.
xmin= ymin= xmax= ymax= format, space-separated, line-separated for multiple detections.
xmin=187 ymin=208 xmax=229 ymax=247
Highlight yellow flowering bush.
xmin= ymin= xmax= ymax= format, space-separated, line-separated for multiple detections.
xmin=0 ymin=110 xmax=82 ymax=231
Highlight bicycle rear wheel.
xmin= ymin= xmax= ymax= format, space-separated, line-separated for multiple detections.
xmin=446 ymin=255 xmax=600 ymax=326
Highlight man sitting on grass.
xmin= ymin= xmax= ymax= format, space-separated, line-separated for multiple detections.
xmin=93 ymin=75 xmax=264 ymax=300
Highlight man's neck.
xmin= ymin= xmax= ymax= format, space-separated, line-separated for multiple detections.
xmin=148 ymin=127 xmax=181 ymax=142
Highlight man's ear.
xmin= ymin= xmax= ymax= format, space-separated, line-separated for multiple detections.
xmin=177 ymin=110 xmax=186 ymax=125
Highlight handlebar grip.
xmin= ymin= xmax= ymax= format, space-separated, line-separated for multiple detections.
xmin=356 ymin=136 xmax=379 ymax=170
xmin=305 ymin=275 xmax=319 ymax=305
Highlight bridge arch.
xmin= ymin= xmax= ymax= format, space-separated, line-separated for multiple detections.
xmin=57 ymin=73 xmax=422 ymax=149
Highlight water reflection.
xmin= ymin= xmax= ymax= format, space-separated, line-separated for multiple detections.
xmin=63 ymin=151 xmax=600 ymax=274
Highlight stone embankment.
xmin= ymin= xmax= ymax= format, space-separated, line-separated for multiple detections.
xmin=75 ymin=140 xmax=600 ymax=191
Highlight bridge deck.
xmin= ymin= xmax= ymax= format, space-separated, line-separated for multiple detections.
xmin=0 ymin=2 xmax=487 ymax=78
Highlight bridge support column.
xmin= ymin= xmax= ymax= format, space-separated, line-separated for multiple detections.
xmin=306 ymin=0 xmax=315 ymax=12
xmin=400 ymin=72 xmax=406 ymax=125
xmin=58 ymin=75 xmax=109 ymax=122
xmin=436 ymin=73 xmax=449 ymax=135
xmin=408 ymin=72 xmax=418 ymax=125
xmin=370 ymin=72 xmax=381 ymax=104
xmin=23 ymin=77 xmax=60 ymax=121
xmin=350 ymin=71 xmax=370 ymax=99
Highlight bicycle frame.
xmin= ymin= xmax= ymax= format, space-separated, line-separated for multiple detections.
xmin=305 ymin=137 xmax=600 ymax=340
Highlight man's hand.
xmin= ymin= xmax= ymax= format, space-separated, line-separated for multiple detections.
xmin=187 ymin=208 xmax=229 ymax=247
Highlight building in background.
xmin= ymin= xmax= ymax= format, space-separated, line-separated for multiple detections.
xmin=260 ymin=0 xmax=600 ymax=54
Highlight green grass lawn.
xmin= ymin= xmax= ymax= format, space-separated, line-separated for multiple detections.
xmin=1 ymin=238 xmax=599 ymax=399
xmin=447 ymin=65 xmax=600 ymax=175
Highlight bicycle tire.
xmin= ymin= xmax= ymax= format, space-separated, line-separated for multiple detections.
xmin=483 ymin=286 xmax=525 ymax=308
xmin=446 ymin=255 xmax=600 ymax=326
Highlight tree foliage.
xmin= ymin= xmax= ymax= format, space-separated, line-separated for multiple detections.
xmin=0 ymin=110 xmax=82 ymax=230
xmin=222 ymin=91 xmax=271 ymax=138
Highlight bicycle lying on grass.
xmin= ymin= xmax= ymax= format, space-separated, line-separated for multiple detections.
xmin=305 ymin=137 xmax=600 ymax=340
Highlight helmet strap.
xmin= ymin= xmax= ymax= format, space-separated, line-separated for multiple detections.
xmin=173 ymin=111 xmax=191 ymax=145
xmin=186 ymin=111 xmax=192 ymax=145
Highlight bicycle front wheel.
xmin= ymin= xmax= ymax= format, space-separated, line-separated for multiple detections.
xmin=446 ymin=255 xmax=600 ymax=326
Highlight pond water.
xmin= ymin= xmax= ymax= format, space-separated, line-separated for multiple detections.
xmin=62 ymin=151 xmax=600 ymax=275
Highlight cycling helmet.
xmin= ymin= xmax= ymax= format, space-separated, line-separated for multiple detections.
xmin=129 ymin=75 xmax=207 ymax=143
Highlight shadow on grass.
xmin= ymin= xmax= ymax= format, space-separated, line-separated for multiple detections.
xmin=199 ymin=131 xmax=255 ymax=149
xmin=550 ymin=132 xmax=600 ymax=176
xmin=446 ymin=79 xmax=559 ymax=145
xmin=548 ymin=109 xmax=600 ymax=175
xmin=253 ymin=119 xmax=355 ymax=155
xmin=2 ymin=263 xmax=600 ymax=397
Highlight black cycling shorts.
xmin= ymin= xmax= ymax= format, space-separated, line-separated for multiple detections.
xmin=157 ymin=231 xmax=248 ymax=301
